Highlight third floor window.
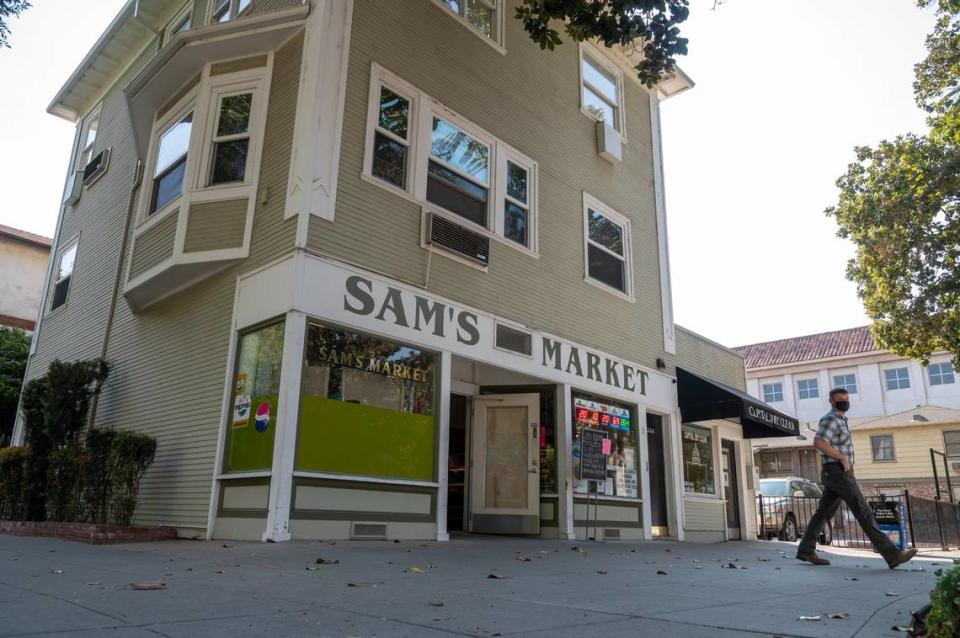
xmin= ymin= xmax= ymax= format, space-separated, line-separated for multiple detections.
xmin=212 ymin=0 xmax=250 ymax=23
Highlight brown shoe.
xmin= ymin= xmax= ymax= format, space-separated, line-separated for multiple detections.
xmin=796 ymin=551 xmax=831 ymax=565
xmin=885 ymin=548 xmax=918 ymax=569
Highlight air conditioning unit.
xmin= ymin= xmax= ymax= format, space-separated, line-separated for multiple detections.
xmin=596 ymin=120 xmax=622 ymax=163
xmin=63 ymin=170 xmax=84 ymax=205
xmin=82 ymin=148 xmax=110 ymax=185
xmin=424 ymin=212 xmax=490 ymax=266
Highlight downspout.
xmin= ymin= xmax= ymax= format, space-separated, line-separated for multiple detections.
xmin=88 ymin=159 xmax=143 ymax=429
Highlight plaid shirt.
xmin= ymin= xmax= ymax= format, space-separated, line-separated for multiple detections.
xmin=815 ymin=410 xmax=854 ymax=467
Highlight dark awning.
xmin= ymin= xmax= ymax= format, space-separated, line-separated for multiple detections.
xmin=677 ymin=368 xmax=800 ymax=438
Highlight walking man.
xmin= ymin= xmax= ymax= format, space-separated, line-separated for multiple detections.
xmin=796 ymin=388 xmax=917 ymax=568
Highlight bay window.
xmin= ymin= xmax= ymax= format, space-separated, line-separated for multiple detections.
xmin=212 ymin=0 xmax=250 ymax=23
xmin=209 ymin=92 xmax=253 ymax=185
xmin=150 ymin=111 xmax=193 ymax=213
xmin=364 ymin=64 xmax=539 ymax=253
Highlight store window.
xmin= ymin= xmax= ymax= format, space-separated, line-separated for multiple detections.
xmin=870 ymin=434 xmax=895 ymax=462
xmin=222 ymin=321 xmax=284 ymax=473
xmin=296 ymin=324 xmax=436 ymax=481
xmin=571 ymin=393 xmax=638 ymax=498
xmin=682 ymin=424 xmax=715 ymax=495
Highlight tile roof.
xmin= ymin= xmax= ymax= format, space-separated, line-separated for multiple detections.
xmin=734 ymin=326 xmax=878 ymax=369
xmin=853 ymin=405 xmax=960 ymax=430
xmin=0 ymin=224 xmax=52 ymax=249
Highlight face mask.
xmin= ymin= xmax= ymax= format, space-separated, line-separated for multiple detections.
xmin=834 ymin=400 xmax=850 ymax=412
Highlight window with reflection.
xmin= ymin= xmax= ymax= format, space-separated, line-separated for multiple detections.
xmin=371 ymin=86 xmax=411 ymax=188
xmin=439 ymin=0 xmax=499 ymax=42
xmin=581 ymin=53 xmax=621 ymax=130
xmin=150 ymin=112 xmax=193 ymax=213
xmin=296 ymin=324 xmax=437 ymax=481
xmin=682 ymin=424 xmax=715 ymax=495
xmin=585 ymin=206 xmax=628 ymax=293
xmin=427 ymin=117 xmax=490 ymax=226
xmin=571 ymin=393 xmax=638 ymax=498
xmin=209 ymin=92 xmax=252 ymax=185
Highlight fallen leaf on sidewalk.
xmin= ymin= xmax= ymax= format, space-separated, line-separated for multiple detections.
xmin=891 ymin=625 xmax=913 ymax=632
xmin=723 ymin=562 xmax=741 ymax=569
xmin=756 ymin=557 xmax=770 ymax=562
xmin=347 ymin=582 xmax=384 ymax=588
xmin=827 ymin=612 xmax=849 ymax=620
xmin=487 ymin=573 xmax=507 ymax=579
xmin=50 ymin=569 xmax=63 ymax=575
xmin=844 ymin=577 xmax=859 ymax=581
xmin=885 ymin=592 xmax=900 ymax=597
xmin=515 ymin=555 xmax=531 ymax=562
xmin=597 ymin=569 xmax=608 ymax=575
xmin=129 ymin=582 xmax=166 ymax=591
xmin=798 ymin=615 xmax=821 ymax=621
xmin=656 ymin=570 xmax=670 ymax=576
xmin=221 ymin=544 xmax=233 ymax=548
xmin=665 ymin=548 xmax=672 ymax=553
xmin=428 ymin=600 xmax=444 ymax=607
xmin=315 ymin=558 xmax=339 ymax=565
xmin=85 ymin=582 xmax=102 ymax=586
xmin=405 ymin=567 xmax=424 ymax=574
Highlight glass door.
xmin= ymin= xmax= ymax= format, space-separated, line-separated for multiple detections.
xmin=469 ymin=393 xmax=540 ymax=534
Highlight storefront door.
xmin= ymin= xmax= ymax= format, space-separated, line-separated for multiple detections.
xmin=646 ymin=413 xmax=669 ymax=535
xmin=469 ymin=393 xmax=540 ymax=534
xmin=721 ymin=439 xmax=741 ymax=540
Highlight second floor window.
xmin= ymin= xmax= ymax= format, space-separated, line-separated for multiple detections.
xmin=150 ymin=111 xmax=193 ymax=213
xmin=945 ymin=430 xmax=960 ymax=457
xmin=212 ymin=0 xmax=250 ymax=22
xmin=833 ymin=373 xmax=858 ymax=395
xmin=209 ymin=92 xmax=252 ymax=185
xmin=929 ymin=362 xmax=955 ymax=386
xmin=797 ymin=378 xmax=819 ymax=400
xmin=583 ymin=195 xmax=631 ymax=297
xmin=580 ymin=49 xmax=623 ymax=132
xmin=50 ymin=240 xmax=78 ymax=311
xmin=870 ymin=434 xmax=895 ymax=462
xmin=884 ymin=367 xmax=911 ymax=391
xmin=762 ymin=382 xmax=783 ymax=403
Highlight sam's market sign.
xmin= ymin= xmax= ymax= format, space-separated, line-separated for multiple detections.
xmin=343 ymin=274 xmax=649 ymax=395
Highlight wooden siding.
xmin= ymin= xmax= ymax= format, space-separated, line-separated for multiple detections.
xmin=675 ymin=326 xmax=747 ymax=391
xmin=26 ymin=32 xmax=302 ymax=535
xmin=183 ymin=199 xmax=248 ymax=253
xmin=311 ymin=0 xmax=670 ymax=369
xmin=129 ymin=211 xmax=178 ymax=278
xmin=853 ymin=423 xmax=960 ymax=481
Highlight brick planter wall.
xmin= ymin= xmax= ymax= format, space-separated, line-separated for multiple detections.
xmin=0 ymin=521 xmax=177 ymax=544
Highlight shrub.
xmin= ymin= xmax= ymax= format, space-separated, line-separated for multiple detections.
xmin=81 ymin=429 xmax=115 ymax=524
xmin=927 ymin=559 xmax=960 ymax=637
xmin=107 ymin=431 xmax=156 ymax=526
xmin=46 ymin=442 xmax=87 ymax=523
xmin=0 ymin=447 xmax=29 ymax=520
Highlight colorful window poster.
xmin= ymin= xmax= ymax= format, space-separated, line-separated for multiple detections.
xmin=572 ymin=394 xmax=638 ymax=498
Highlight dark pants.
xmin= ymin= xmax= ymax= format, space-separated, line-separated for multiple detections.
xmin=798 ymin=463 xmax=897 ymax=557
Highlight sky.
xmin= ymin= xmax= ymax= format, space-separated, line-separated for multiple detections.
xmin=0 ymin=0 xmax=939 ymax=349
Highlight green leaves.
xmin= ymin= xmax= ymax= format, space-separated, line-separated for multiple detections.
xmin=514 ymin=0 xmax=690 ymax=87
xmin=828 ymin=1 xmax=960 ymax=369
xmin=0 ymin=327 xmax=29 ymax=446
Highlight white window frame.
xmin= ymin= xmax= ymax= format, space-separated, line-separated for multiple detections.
xmin=429 ymin=0 xmax=506 ymax=53
xmin=870 ymin=434 xmax=896 ymax=463
xmin=362 ymin=63 xmax=540 ymax=257
xmin=209 ymin=0 xmax=251 ymax=23
xmin=164 ymin=2 xmax=192 ymax=44
xmin=884 ymin=367 xmax=911 ymax=391
xmin=48 ymin=235 xmax=79 ymax=314
xmin=201 ymin=87 xmax=256 ymax=188
xmin=762 ymin=382 xmax=783 ymax=403
xmin=77 ymin=104 xmax=102 ymax=171
xmin=578 ymin=43 xmax=627 ymax=137
xmin=581 ymin=192 xmax=633 ymax=300
xmin=929 ymin=362 xmax=956 ymax=386
xmin=832 ymin=372 xmax=858 ymax=395
xmin=797 ymin=377 xmax=819 ymax=401
xmin=944 ymin=430 xmax=960 ymax=458
xmin=136 ymin=60 xmax=271 ymax=232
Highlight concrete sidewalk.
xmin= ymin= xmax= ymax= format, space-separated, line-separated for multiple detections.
xmin=0 ymin=534 xmax=948 ymax=637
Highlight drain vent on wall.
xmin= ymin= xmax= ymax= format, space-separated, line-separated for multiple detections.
xmin=351 ymin=523 xmax=388 ymax=540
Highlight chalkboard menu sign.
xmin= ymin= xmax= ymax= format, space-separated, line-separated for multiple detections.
xmin=580 ymin=428 xmax=607 ymax=481
xmin=870 ymin=501 xmax=900 ymax=526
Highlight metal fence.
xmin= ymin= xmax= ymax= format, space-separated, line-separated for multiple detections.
xmin=757 ymin=491 xmax=960 ymax=550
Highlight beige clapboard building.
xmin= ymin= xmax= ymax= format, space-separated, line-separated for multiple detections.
xmin=16 ymin=0 xmax=799 ymax=543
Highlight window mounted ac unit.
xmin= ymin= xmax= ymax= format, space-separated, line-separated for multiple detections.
xmin=424 ymin=212 xmax=490 ymax=266
xmin=596 ymin=120 xmax=622 ymax=163
xmin=82 ymin=148 xmax=110 ymax=185
xmin=63 ymin=170 xmax=84 ymax=205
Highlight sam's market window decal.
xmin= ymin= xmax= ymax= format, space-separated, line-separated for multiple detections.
xmin=571 ymin=393 xmax=638 ymax=498
xmin=295 ymin=324 xmax=437 ymax=481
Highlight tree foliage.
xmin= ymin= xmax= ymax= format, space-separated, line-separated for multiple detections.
xmin=0 ymin=0 xmax=30 ymax=48
xmin=514 ymin=0 xmax=689 ymax=87
xmin=827 ymin=0 xmax=960 ymax=367
xmin=0 ymin=327 xmax=30 ymax=446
